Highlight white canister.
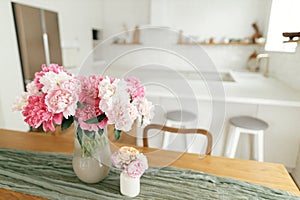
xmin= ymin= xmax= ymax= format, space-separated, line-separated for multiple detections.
xmin=120 ymin=171 xmax=140 ymax=197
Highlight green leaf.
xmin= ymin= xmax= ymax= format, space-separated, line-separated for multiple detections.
xmin=97 ymin=128 xmax=104 ymax=136
xmin=84 ymin=116 xmax=99 ymax=124
xmin=96 ymin=114 xmax=106 ymax=122
xmin=84 ymin=114 xmax=106 ymax=124
xmin=61 ymin=117 xmax=74 ymax=131
xmin=114 ymin=129 xmax=122 ymax=141
xmin=77 ymin=102 xmax=84 ymax=108
xmin=76 ymin=126 xmax=83 ymax=146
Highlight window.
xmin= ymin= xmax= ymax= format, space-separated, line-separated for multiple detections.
xmin=265 ymin=0 xmax=300 ymax=53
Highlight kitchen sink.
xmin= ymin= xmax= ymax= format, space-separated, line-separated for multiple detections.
xmin=187 ymin=71 xmax=236 ymax=82
xmin=214 ymin=72 xmax=235 ymax=82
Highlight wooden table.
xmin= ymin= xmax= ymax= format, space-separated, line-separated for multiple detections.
xmin=0 ymin=128 xmax=299 ymax=199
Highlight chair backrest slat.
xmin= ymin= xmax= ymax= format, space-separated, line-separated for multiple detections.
xmin=143 ymin=124 xmax=212 ymax=155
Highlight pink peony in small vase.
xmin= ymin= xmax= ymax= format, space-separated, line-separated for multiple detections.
xmin=112 ymin=146 xmax=148 ymax=197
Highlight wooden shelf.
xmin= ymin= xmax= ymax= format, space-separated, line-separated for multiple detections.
xmin=110 ymin=42 xmax=265 ymax=46
xmin=111 ymin=43 xmax=142 ymax=45
xmin=177 ymin=42 xmax=265 ymax=46
xmin=283 ymin=39 xmax=300 ymax=43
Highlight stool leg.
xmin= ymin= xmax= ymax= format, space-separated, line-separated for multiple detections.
xmin=163 ymin=120 xmax=174 ymax=150
xmin=162 ymin=132 xmax=170 ymax=149
xmin=254 ymin=131 xmax=264 ymax=162
xmin=185 ymin=134 xmax=190 ymax=153
xmin=225 ymin=126 xmax=240 ymax=158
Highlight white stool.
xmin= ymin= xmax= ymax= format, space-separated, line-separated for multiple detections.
xmin=163 ymin=110 xmax=197 ymax=152
xmin=225 ymin=116 xmax=268 ymax=162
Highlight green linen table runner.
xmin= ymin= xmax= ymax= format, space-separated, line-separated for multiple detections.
xmin=0 ymin=148 xmax=299 ymax=200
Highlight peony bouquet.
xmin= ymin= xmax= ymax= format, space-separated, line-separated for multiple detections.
xmin=13 ymin=64 xmax=153 ymax=140
xmin=112 ymin=146 xmax=148 ymax=178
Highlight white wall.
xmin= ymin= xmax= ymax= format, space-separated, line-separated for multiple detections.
xmin=0 ymin=0 xmax=103 ymax=131
xmin=0 ymin=0 xmax=28 ymax=131
xmin=151 ymin=0 xmax=270 ymax=39
xmin=269 ymin=46 xmax=300 ymax=92
xmin=100 ymin=0 xmax=268 ymax=70
xmin=102 ymin=0 xmax=150 ymax=38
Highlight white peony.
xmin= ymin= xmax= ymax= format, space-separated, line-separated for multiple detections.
xmin=26 ymin=81 xmax=40 ymax=95
xmin=12 ymin=92 xmax=29 ymax=111
xmin=12 ymin=81 xmax=41 ymax=112
xmin=98 ymin=76 xmax=119 ymax=100
xmin=39 ymin=71 xmax=73 ymax=93
xmin=133 ymin=98 xmax=154 ymax=126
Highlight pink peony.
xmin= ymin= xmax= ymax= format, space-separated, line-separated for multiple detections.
xmin=111 ymin=152 xmax=122 ymax=169
xmin=136 ymin=154 xmax=148 ymax=170
xmin=126 ymin=159 xmax=147 ymax=178
xmin=125 ymin=77 xmax=145 ymax=100
xmin=22 ymin=95 xmax=63 ymax=131
xmin=75 ymin=102 xmax=108 ymax=131
xmin=77 ymin=75 xmax=101 ymax=103
xmin=111 ymin=147 xmax=148 ymax=177
xmin=45 ymin=88 xmax=78 ymax=118
xmin=61 ymin=78 xmax=81 ymax=93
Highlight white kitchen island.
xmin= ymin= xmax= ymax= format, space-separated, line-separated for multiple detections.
xmin=140 ymin=70 xmax=300 ymax=170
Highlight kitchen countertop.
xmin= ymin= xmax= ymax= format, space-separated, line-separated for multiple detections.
xmin=98 ymin=65 xmax=300 ymax=107
xmin=224 ymin=71 xmax=300 ymax=106
xmin=145 ymin=70 xmax=300 ymax=107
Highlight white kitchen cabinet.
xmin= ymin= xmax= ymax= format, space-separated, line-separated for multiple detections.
xmin=257 ymin=105 xmax=300 ymax=168
xmin=219 ymin=103 xmax=300 ymax=169
xmin=139 ymin=95 xmax=300 ymax=168
xmin=137 ymin=70 xmax=300 ymax=169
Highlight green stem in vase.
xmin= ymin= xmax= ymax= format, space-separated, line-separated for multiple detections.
xmin=79 ymin=128 xmax=107 ymax=158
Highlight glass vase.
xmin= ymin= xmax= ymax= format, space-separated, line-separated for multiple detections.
xmin=72 ymin=124 xmax=112 ymax=183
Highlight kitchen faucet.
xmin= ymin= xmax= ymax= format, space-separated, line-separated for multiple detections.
xmin=256 ymin=53 xmax=270 ymax=77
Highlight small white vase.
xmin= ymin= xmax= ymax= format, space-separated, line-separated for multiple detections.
xmin=120 ymin=171 xmax=140 ymax=197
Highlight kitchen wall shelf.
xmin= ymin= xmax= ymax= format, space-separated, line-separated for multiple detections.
xmin=110 ymin=42 xmax=265 ymax=46
xmin=177 ymin=42 xmax=265 ymax=46
xmin=283 ymin=39 xmax=300 ymax=43
xmin=111 ymin=43 xmax=142 ymax=45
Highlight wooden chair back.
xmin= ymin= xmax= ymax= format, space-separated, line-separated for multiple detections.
xmin=143 ymin=124 xmax=213 ymax=155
